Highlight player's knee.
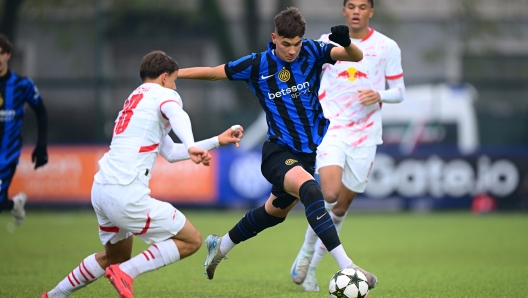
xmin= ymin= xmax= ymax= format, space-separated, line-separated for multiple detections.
xmin=322 ymin=188 xmax=339 ymax=203
xmin=299 ymin=180 xmax=323 ymax=206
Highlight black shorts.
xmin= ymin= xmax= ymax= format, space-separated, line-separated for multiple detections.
xmin=261 ymin=140 xmax=316 ymax=204
xmin=0 ymin=163 xmax=18 ymax=209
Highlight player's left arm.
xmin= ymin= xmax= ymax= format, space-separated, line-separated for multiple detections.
xmin=359 ymin=41 xmax=406 ymax=106
xmin=26 ymin=80 xmax=48 ymax=169
xmin=160 ymin=125 xmax=244 ymax=163
xmin=327 ymin=25 xmax=363 ymax=62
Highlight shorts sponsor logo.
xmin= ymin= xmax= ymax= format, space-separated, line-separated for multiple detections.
xmin=278 ymin=69 xmax=290 ymax=82
xmin=285 ymin=159 xmax=298 ymax=166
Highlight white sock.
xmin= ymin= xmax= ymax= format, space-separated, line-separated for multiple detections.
xmin=329 ymin=244 xmax=354 ymax=269
xmin=324 ymin=201 xmax=337 ymax=211
xmin=120 ymin=239 xmax=180 ymax=279
xmin=310 ymin=238 xmax=326 ymax=269
xmin=331 ymin=211 xmax=347 ymax=233
xmin=310 ymin=212 xmax=349 ymax=269
xmin=220 ymin=233 xmax=236 ymax=255
xmin=300 ymin=225 xmax=318 ymax=254
xmin=47 ymin=254 xmax=104 ymax=298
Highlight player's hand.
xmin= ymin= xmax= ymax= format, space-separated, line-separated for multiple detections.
xmin=188 ymin=147 xmax=211 ymax=166
xmin=329 ymin=25 xmax=351 ymax=47
xmin=358 ymin=90 xmax=381 ymax=106
xmin=32 ymin=145 xmax=48 ymax=169
xmin=218 ymin=124 xmax=244 ymax=148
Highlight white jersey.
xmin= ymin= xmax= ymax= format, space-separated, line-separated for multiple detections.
xmin=319 ymin=28 xmax=403 ymax=147
xmin=95 ymin=83 xmax=184 ymax=185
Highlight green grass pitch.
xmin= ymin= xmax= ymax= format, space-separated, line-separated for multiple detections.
xmin=1 ymin=210 xmax=527 ymax=297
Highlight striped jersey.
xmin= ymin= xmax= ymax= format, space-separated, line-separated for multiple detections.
xmin=225 ymin=40 xmax=336 ymax=153
xmin=0 ymin=70 xmax=43 ymax=165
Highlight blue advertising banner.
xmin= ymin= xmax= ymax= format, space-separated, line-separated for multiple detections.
xmin=216 ymin=148 xmax=271 ymax=207
xmin=215 ymin=145 xmax=528 ymax=211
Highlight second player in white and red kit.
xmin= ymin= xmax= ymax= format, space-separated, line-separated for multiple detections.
xmin=318 ymin=27 xmax=405 ymax=148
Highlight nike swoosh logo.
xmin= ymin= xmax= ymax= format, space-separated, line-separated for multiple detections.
xmin=317 ymin=213 xmax=327 ymax=220
xmin=261 ymin=74 xmax=274 ymax=80
xmin=291 ymin=259 xmax=298 ymax=276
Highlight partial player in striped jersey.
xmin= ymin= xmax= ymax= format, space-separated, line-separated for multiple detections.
xmin=40 ymin=51 xmax=244 ymax=298
xmin=178 ymin=7 xmax=369 ymax=284
xmin=292 ymin=0 xmax=406 ymax=292
xmin=0 ymin=34 xmax=48 ymax=226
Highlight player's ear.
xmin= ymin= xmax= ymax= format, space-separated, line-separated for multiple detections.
xmin=369 ymin=8 xmax=374 ymax=18
xmin=271 ymin=32 xmax=277 ymax=44
xmin=160 ymin=72 xmax=168 ymax=86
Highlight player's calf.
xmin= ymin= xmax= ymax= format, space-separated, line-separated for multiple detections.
xmin=299 ymin=180 xmax=340 ymax=252
xmin=227 ymin=205 xmax=285 ymax=244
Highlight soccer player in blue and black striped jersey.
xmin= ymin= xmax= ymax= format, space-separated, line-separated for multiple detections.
xmin=0 ymin=34 xmax=48 ymax=225
xmin=179 ymin=7 xmax=364 ymax=281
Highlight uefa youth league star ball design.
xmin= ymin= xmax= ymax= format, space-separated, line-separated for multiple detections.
xmin=329 ymin=268 xmax=369 ymax=298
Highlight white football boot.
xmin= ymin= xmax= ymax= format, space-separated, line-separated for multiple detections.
xmin=302 ymin=267 xmax=319 ymax=292
xmin=11 ymin=192 xmax=27 ymax=225
xmin=203 ymin=234 xmax=227 ymax=280
xmin=290 ymin=248 xmax=313 ymax=284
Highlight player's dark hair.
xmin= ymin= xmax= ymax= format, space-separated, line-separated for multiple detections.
xmin=0 ymin=34 xmax=13 ymax=54
xmin=139 ymin=50 xmax=179 ymax=81
xmin=274 ymin=7 xmax=306 ymax=39
xmin=343 ymin=0 xmax=374 ymax=8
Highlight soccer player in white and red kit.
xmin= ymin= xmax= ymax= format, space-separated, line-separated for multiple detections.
xmin=41 ymin=51 xmax=243 ymax=298
xmin=291 ymin=0 xmax=406 ymax=292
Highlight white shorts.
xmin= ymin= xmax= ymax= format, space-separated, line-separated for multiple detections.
xmin=316 ymin=136 xmax=376 ymax=193
xmin=91 ymin=178 xmax=186 ymax=245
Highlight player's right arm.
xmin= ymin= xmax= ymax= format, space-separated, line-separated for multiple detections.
xmin=177 ymin=65 xmax=227 ymax=81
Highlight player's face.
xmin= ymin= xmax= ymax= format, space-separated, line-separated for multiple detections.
xmin=271 ymin=33 xmax=303 ymax=63
xmin=162 ymin=71 xmax=179 ymax=90
xmin=343 ymin=0 xmax=374 ymax=32
xmin=0 ymin=47 xmax=11 ymax=76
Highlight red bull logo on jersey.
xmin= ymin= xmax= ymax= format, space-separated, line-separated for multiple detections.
xmin=336 ymin=68 xmax=369 ymax=82
xmin=268 ymin=82 xmax=310 ymax=99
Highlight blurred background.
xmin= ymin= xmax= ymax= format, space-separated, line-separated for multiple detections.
xmin=3 ymin=0 xmax=528 ymax=212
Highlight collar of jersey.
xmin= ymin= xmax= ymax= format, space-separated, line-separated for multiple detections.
xmin=266 ymin=41 xmax=305 ymax=64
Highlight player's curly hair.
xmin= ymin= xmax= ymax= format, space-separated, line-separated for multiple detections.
xmin=0 ymin=34 xmax=13 ymax=54
xmin=274 ymin=7 xmax=306 ymax=39
xmin=343 ymin=0 xmax=374 ymax=8
xmin=139 ymin=50 xmax=179 ymax=81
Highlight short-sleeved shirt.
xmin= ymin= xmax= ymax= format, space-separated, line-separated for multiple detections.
xmin=95 ymin=83 xmax=183 ymax=185
xmin=318 ymin=28 xmax=404 ymax=147
xmin=225 ymin=40 xmax=336 ymax=153
xmin=0 ymin=70 xmax=43 ymax=165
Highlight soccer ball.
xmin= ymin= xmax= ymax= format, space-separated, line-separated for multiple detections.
xmin=329 ymin=268 xmax=369 ymax=298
